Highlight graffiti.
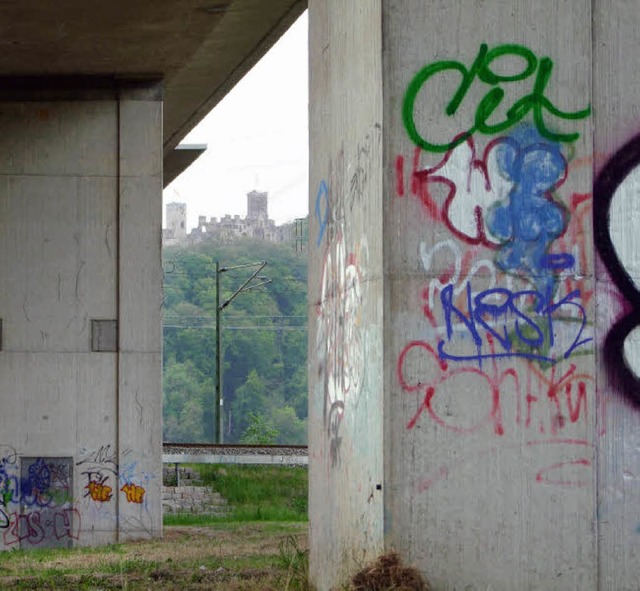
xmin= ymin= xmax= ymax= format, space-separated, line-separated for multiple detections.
xmin=120 ymin=483 xmax=146 ymax=504
xmin=346 ymin=131 xmax=375 ymax=212
xmin=594 ymin=134 xmax=640 ymax=404
xmin=3 ymin=508 xmax=80 ymax=546
xmin=315 ymin=130 xmax=379 ymax=466
xmin=403 ymin=135 xmax=510 ymax=247
xmin=85 ymin=475 xmax=113 ymax=503
xmin=316 ymin=231 xmax=366 ymax=466
xmin=402 ymin=43 xmax=591 ymax=153
xmin=0 ymin=446 xmax=16 ymax=529
xmin=28 ymin=458 xmax=51 ymax=493
xmin=4 ymin=512 xmax=44 ymax=546
xmin=397 ymin=339 xmax=592 ymax=439
xmin=77 ymin=444 xmax=130 ymax=505
xmin=396 ymin=35 xmax=594 ymax=495
xmin=487 ymin=127 xmax=573 ymax=295
xmin=535 ymin=457 xmax=591 ymax=487
xmin=437 ymin=282 xmax=590 ymax=364
xmin=48 ymin=462 xmax=71 ymax=492
xmin=419 ymin=239 xmax=499 ymax=325
xmin=315 ymin=130 xmax=379 ymax=250
xmin=401 ymin=125 xmax=577 ymax=295
xmin=77 ymin=444 xmax=119 ymax=472
xmin=315 ymin=180 xmax=330 ymax=246
xmin=415 ymin=439 xmax=592 ymax=492
xmin=16 ymin=459 xmax=72 ymax=509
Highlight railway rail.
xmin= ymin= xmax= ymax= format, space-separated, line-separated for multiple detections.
xmin=162 ymin=442 xmax=308 ymax=466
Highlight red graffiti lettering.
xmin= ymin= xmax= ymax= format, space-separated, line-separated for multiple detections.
xmin=3 ymin=508 xmax=79 ymax=546
xmin=54 ymin=508 xmax=80 ymax=541
xmin=535 ymin=458 xmax=591 ymax=487
xmin=397 ymin=337 xmax=593 ymax=438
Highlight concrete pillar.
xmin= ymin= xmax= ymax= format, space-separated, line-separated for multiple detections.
xmin=0 ymin=79 xmax=162 ymax=549
xmin=593 ymin=4 xmax=640 ymax=589
xmin=117 ymin=82 xmax=163 ymax=542
xmin=310 ymin=1 xmax=640 ymax=589
xmin=308 ymin=1 xmax=384 ymax=584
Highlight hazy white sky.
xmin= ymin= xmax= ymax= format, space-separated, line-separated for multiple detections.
xmin=163 ymin=11 xmax=309 ymax=230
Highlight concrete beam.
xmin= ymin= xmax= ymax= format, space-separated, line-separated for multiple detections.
xmin=0 ymin=1 xmax=307 ymax=150
xmin=164 ymin=144 xmax=207 ymax=188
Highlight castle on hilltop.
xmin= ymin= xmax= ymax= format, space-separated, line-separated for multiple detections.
xmin=163 ymin=190 xmax=298 ymax=246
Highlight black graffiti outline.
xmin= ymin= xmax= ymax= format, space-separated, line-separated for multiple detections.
xmin=594 ymin=134 xmax=640 ymax=405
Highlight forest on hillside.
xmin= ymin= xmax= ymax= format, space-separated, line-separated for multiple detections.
xmin=163 ymin=238 xmax=308 ymax=444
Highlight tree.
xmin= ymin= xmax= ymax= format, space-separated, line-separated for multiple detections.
xmin=270 ymin=406 xmax=307 ymax=445
xmin=240 ymin=413 xmax=279 ymax=445
xmin=162 ymin=235 xmax=309 ymax=444
xmin=230 ymin=370 xmax=269 ymax=442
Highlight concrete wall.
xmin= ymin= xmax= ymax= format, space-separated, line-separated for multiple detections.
xmin=385 ymin=1 xmax=594 ymax=588
xmin=0 ymin=81 xmax=162 ymax=549
xmin=308 ymin=1 xmax=385 ymax=586
xmin=593 ymin=3 xmax=640 ymax=588
xmin=309 ymin=1 xmax=640 ymax=589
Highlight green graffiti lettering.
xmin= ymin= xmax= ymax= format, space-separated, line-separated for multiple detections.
xmin=402 ymin=43 xmax=591 ymax=152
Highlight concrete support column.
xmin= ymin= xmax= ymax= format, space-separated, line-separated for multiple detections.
xmin=308 ymin=1 xmax=640 ymax=588
xmin=593 ymin=3 xmax=640 ymax=589
xmin=0 ymin=78 xmax=162 ymax=549
xmin=117 ymin=82 xmax=163 ymax=541
xmin=308 ymin=1 xmax=384 ymax=585
xmin=384 ymin=4 xmax=594 ymax=589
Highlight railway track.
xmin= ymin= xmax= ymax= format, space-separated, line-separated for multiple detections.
xmin=162 ymin=442 xmax=308 ymax=466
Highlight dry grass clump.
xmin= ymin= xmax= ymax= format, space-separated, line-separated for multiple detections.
xmin=350 ymin=552 xmax=429 ymax=591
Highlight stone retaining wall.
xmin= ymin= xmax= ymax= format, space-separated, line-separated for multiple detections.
xmin=162 ymin=485 xmax=232 ymax=516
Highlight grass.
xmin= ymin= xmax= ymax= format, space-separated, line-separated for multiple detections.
xmin=0 ymin=522 xmax=309 ymax=590
xmin=164 ymin=463 xmax=308 ymax=525
xmin=0 ymin=465 xmax=311 ymax=589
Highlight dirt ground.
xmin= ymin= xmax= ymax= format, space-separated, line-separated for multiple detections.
xmin=0 ymin=522 xmax=309 ymax=590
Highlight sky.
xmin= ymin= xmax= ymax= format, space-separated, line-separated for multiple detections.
xmin=163 ymin=11 xmax=309 ymax=231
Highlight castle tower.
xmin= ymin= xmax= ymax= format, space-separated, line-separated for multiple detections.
xmin=166 ymin=202 xmax=187 ymax=238
xmin=246 ymin=190 xmax=268 ymax=220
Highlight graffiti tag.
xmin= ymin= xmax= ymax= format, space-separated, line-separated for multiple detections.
xmin=120 ymin=483 xmax=145 ymax=504
xmin=402 ymin=43 xmax=591 ymax=153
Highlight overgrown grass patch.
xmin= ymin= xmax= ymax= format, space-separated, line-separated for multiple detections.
xmin=165 ymin=463 xmax=308 ymax=524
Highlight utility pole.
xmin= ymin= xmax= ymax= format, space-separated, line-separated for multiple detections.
xmin=215 ymin=261 xmax=271 ymax=443
xmin=215 ymin=261 xmax=222 ymax=444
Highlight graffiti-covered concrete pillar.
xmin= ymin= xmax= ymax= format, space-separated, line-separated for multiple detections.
xmin=0 ymin=79 xmax=162 ymax=549
xmin=308 ymin=0 xmax=385 ymax=585
xmin=310 ymin=1 xmax=640 ymax=589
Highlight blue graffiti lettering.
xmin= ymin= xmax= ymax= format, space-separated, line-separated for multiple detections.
xmin=28 ymin=458 xmax=51 ymax=493
xmin=438 ymin=283 xmax=591 ymax=363
xmin=315 ymin=180 xmax=329 ymax=246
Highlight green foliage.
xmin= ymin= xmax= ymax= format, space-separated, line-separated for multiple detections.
xmin=271 ymin=406 xmax=307 ymax=445
xmin=240 ymin=412 xmax=280 ymax=445
xmin=163 ymin=237 xmax=308 ymax=443
xmin=173 ymin=464 xmax=309 ymax=523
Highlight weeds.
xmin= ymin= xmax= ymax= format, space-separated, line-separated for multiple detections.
xmin=276 ymin=535 xmax=309 ymax=591
xmin=349 ymin=552 xmax=429 ymax=591
xmin=164 ymin=463 xmax=308 ymax=525
xmin=0 ymin=523 xmax=308 ymax=590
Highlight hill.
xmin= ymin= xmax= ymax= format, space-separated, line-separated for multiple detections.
xmin=163 ymin=238 xmax=308 ymax=444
